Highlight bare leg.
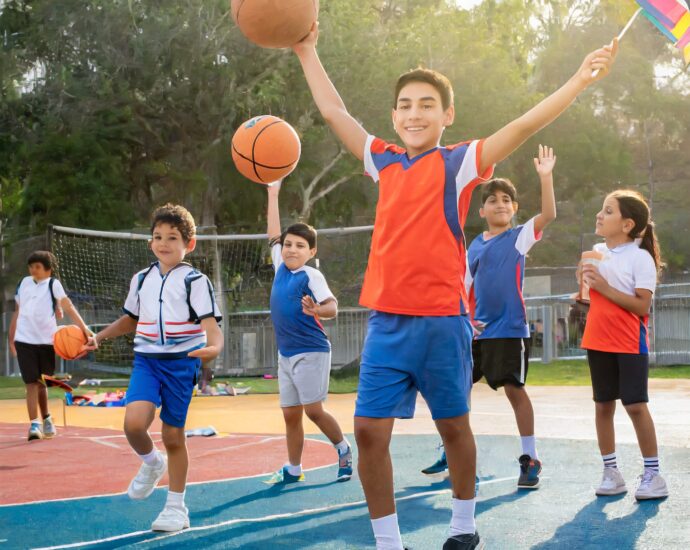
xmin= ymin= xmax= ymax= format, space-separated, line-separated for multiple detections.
xmin=25 ymin=383 xmax=41 ymax=420
xmin=304 ymin=401 xmax=345 ymax=445
xmin=624 ymin=402 xmax=658 ymax=457
xmin=282 ymin=405 xmax=305 ymax=465
xmin=594 ymin=401 xmax=616 ymax=456
xmin=436 ymin=414 xmax=476 ymax=500
xmin=162 ymin=423 xmax=188 ymax=493
xmin=354 ymin=416 xmax=395 ymax=518
xmin=123 ymin=401 xmax=157 ymax=455
xmin=504 ymin=384 xmax=534 ymax=436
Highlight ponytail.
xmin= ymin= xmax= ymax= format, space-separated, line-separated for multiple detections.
xmin=610 ymin=189 xmax=663 ymax=277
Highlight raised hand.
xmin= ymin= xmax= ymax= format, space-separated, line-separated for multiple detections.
xmin=534 ymin=144 xmax=556 ymax=177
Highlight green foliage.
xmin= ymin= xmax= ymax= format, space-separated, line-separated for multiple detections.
xmin=0 ymin=0 xmax=688 ymax=266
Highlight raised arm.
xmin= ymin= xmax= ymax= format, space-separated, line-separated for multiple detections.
xmin=267 ymin=180 xmax=282 ymax=241
xmin=293 ymin=24 xmax=368 ymax=160
xmin=480 ymin=40 xmax=618 ymax=174
xmin=532 ymin=144 xmax=557 ymax=235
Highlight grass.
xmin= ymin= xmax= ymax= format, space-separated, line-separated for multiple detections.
xmin=1 ymin=360 xmax=689 ymax=400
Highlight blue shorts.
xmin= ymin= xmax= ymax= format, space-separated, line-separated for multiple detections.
xmin=126 ymin=354 xmax=201 ymax=428
xmin=355 ymin=311 xmax=474 ymax=420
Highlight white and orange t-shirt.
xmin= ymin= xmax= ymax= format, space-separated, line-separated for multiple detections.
xmin=581 ymin=242 xmax=657 ymax=354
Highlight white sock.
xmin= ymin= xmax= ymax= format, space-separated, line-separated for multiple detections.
xmin=449 ymin=497 xmax=476 ymax=537
xmin=285 ymin=463 xmax=302 ymax=476
xmin=371 ymin=513 xmax=403 ymax=550
xmin=166 ymin=490 xmax=185 ymax=509
xmin=602 ymin=452 xmax=617 ymax=469
xmin=521 ymin=435 xmax=538 ymax=459
xmin=30 ymin=418 xmax=41 ymax=425
xmin=139 ymin=448 xmax=164 ymax=467
xmin=335 ymin=438 xmax=350 ymax=454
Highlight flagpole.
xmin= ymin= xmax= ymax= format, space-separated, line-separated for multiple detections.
xmin=592 ymin=8 xmax=643 ymax=77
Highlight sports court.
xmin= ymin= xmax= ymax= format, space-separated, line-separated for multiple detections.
xmin=2 ymin=381 xmax=689 ymax=549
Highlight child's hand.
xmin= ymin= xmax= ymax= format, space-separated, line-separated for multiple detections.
xmin=9 ymin=342 xmax=17 ymax=357
xmin=84 ymin=334 xmax=99 ymax=351
xmin=55 ymin=307 xmax=64 ymax=320
xmin=534 ymin=144 xmax=556 ymax=177
xmin=301 ymin=295 xmax=320 ymax=317
xmin=188 ymin=346 xmax=221 ymax=361
xmin=582 ymin=264 xmax=609 ymax=293
xmin=292 ymin=21 xmax=319 ymax=55
xmin=575 ymin=38 xmax=618 ymax=87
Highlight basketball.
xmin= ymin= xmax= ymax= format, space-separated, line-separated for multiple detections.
xmin=53 ymin=325 xmax=87 ymax=360
xmin=231 ymin=0 xmax=319 ymax=49
xmin=231 ymin=115 xmax=301 ymax=184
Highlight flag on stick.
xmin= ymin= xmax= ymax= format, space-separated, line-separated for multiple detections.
xmin=636 ymin=0 xmax=690 ymax=63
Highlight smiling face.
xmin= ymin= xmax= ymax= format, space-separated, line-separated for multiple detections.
xmin=595 ymin=195 xmax=635 ymax=240
xmin=150 ymin=222 xmax=196 ymax=272
xmin=392 ymin=81 xmax=455 ymax=158
xmin=480 ymin=190 xmax=518 ymax=229
xmin=281 ymin=233 xmax=316 ymax=271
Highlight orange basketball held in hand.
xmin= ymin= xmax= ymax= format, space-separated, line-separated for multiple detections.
xmin=53 ymin=325 xmax=87 ymax=360
xmin=231 ymin=0 xmax=319 ymax=49
xmin=231 ymin=115 xmax=301 ymax=184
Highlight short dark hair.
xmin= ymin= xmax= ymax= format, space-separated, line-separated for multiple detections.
xmin=394 ymin=67 xmax=454 ymax=111
xmin=27 ymin=250 xmax=57 ymax=272
xmin=150 ymin=203 xmax=196 ymax=243
xmin=281 ymin=223 xmax=317 ymax=249
xmin=481 ymin=178 xmax=517 ymax=205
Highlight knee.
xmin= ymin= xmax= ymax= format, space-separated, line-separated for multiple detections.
xmin=624 ymin=403 xmax=646 ymax=417
xmin=124 ymin=417 xmax=148 ymax=436
xmin=354 ymin=425 xmax=388 ymax=452
xmin=595 ymin=401 xmax=616 ymax=417
xmin=304 ymin=407 xmax=324 ymax=423
xmin=282 ymin=407 xmax=303 ymax=426
xmin=162 ymin=430 xmax=186 ymax=452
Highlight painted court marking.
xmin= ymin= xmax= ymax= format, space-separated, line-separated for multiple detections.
xmin=32 ymin=476 xmax=519 ymax=550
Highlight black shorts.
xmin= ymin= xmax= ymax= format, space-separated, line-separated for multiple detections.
xmin=15 ymin=341 xmax=56 ymax=384
xmin=472 ymin=338 xmax=530 ymax=390
xmin=586 ymin=349 xmax=649 ymax=405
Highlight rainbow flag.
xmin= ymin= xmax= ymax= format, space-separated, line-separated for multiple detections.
xmin=636 ymin=0 xmax=690 ymax=55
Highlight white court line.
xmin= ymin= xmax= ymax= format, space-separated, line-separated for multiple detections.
xmin=0 ymin=437 xmax=335 ymax=509
xmin=33 ymin=476 xmax=517 ymax=549
xmin=85 ymin=437 xmax=122 ymax=449
xmin=196 ymin=436 xmax=284 ymax=458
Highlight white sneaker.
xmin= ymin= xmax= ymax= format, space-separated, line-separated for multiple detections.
xmin=43 ymin=416 xmax=57 ymax=439
xmin=28 ymin=422 xmax=43 ymax=441
xmin=127 ymin=455 xmax=167 ymax=500
xmin=595 ymin=467 xmax=627 ymax=496
xmin=635 ymin=470 xmax=669 ymax=500
xmin=151 ymin=504 xmax=190 ymax=532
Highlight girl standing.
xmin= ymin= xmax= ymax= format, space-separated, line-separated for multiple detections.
xmin=581 ymin=189 xmax=667 ymax=500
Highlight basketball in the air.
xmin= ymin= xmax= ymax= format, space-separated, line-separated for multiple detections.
xmin=231 ymin=115 xmax=301 ymax=184
xmin=53 ymin=325 xmax=87 ymax=360
xmin=231 ymin=0 xmax=319 ymax=49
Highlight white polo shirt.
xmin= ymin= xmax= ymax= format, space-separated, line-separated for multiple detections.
xmin=14 ymin=276 xmax=67 ymax=345
xmin=123 ymin=262 xmax=222 ymax=358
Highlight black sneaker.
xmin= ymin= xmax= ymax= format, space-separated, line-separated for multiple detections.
xmin=443 ymin=532 xmax=483 ymax=549
xmin=517 ymin=454 xmax=542 ymax=489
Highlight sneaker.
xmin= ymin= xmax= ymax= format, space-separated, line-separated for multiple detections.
xmin=517 ymin=454 xmax=542 ymax=489
xmin=595 ymin=467 xmax=627 ymax=496
xmin=263 ymin=466 xmax=305 ymax=485
xmin=634 ymin=470 xmax=669 ymax=500
xmin=421 ymin=450 xmax=448 ymax=476
xmin=43 ymin=416 xmax=57 ymax=439
xmin=127 ymin=455 xmax=167 ymax=500
xmin=443 ymin=531 xmax=484 ymax=549
xmin=337 ymin=445 xmax=353 ymax=482
xmin=151 ymin=504 xmax=190 ymax=532
xmin=28 ymin=422 xmax=43 ymax=441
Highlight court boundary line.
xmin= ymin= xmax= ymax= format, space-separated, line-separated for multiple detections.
xmin=0 ymin=436 xmax=335 ymax=508
xmin=32 ymin=476 xmax=517 ymax=550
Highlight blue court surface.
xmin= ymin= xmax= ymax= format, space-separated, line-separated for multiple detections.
xmin=1 ymin=434 xmax=688 ymax=549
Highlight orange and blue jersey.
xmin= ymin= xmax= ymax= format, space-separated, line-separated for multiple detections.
xmin=361 ymin=136 xmax=494 ymax=316
xmin=270 ymin=243 xmax=336 ymax=357
xmin=467 ymin=217 xmax=541 ymax=339
xmin=581 ymin=242 xmax=657 ymax=355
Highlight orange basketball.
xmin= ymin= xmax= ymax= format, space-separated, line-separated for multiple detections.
xmin=231 ymin=0 xmax=319 ymax=49
xmin=231 ymin=115 xmax=301 ymax=184
xmin=53 ymin=325 xmax=87 ymax=360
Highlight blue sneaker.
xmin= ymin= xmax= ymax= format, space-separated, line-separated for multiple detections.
xmin=263 ymin=466 xmax=305 ymax=485
xmin=421 ymin=450 xmax=448 ymax=476
xmin=337 ymin=445 xmax=353 ymax=482
xmin=517 ymin=454 xmax=542 ymax=489
xmin=28 ymin=421 xmax=43 ymax=441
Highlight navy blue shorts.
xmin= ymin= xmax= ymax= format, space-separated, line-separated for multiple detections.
xmin=126 ymin=354 xmax=201 ymax=428
xmin=355 ymin=311 xmax=474 ymax=420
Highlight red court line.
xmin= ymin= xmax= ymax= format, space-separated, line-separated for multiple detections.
xmin=0 ymin=422 xmax=335 ymax=506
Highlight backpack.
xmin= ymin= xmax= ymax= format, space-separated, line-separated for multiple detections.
xmin=16 ymin=276 xmax=58 ymax=316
